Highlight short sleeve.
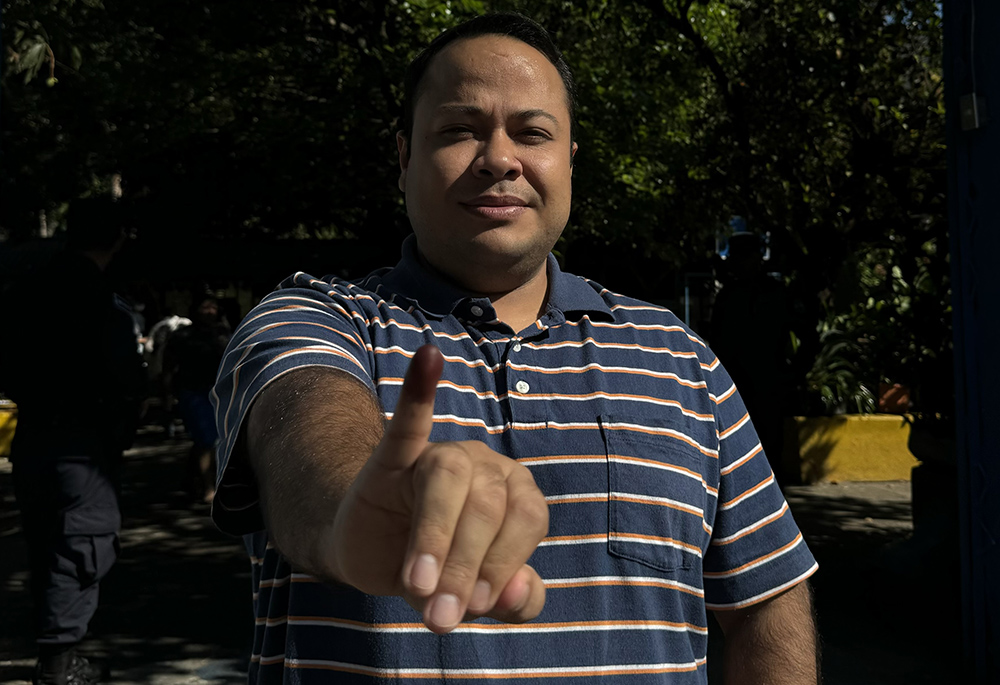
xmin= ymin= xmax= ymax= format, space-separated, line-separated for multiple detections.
xmin=210 ymin=272 xmax=377 ymax=535
xmin=701 ymin=358 xmax=818 ymax=610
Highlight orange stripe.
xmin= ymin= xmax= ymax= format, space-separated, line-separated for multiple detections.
xmin=286 ymin=617 xmax=705 ymax=632
xmin=543 ymin=534 xmax=605 ymax=543
xmin=611 ymin=454 xmax=718 ymax=495
xmin=711 ymin=504 xmax=789 ymax=547
xmin=611 ymin=532 xmax=702 ymax=554
xmin=720 ymin=444 xmax=763 ymax=476
xmin=720 ymin=475 xmax=773 ymax=508
xmin=703 ymin=533 xmax=803 ymax=577
xmin=517 ymin=454 xmax=606 ymax=463
xmin=510 ymin=390 xmax=713 ymax=419
xmin=603 ymin=425 xmax=718 ymax=459
xmin=718 ymin=413 xmax=750 ymax=439
xmin=713 ymin=384 xmax=737 ymax=404
xmin=545 ymin=578 xmax=704 ymax=598
xmin=288 ymin=662 xmax=704 ymax=678
xmin=527 ymin=337 xmax=698 ymax=357
xmin=509 ymin=363 xmax=708 ymax=389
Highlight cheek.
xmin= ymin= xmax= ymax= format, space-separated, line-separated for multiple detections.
xmin=528 ymin=155 xmax=573 ymax=199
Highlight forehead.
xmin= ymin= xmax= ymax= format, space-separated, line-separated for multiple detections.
xmin=417 ymin=35 xmax=569 ymax=119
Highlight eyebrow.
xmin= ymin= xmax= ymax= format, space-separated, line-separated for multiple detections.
xmin=434 ymin=104 xmax=561 ymax=128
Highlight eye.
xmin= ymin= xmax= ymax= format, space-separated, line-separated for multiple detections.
xmin=442 ymin=126 xmax=475 ymax=137
xmin=518 ymin=129 xmax=552 ymax=143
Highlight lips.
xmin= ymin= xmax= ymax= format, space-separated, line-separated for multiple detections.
xmin=464 ymin=195 xmax=529 ymax=207
xmin=461 ymin=195 xmax=531 ymax=220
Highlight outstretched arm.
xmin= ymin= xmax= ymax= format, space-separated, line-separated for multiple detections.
xmin=712 ymin=581 xmax=819 ymax=685
xmin=245 ymin=345 xmax=550 ymax=634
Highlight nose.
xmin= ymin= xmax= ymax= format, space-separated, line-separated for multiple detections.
xmin=472 ymin=131 xmax=523 ymax=179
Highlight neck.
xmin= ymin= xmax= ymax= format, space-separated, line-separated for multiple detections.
xmin=418 ymin=251 xmax=550 ymax=333
xmin=486 ymin=262 xmax=549 ymax=333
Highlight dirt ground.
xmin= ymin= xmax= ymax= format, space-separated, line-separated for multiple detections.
xmin=0 ymin=424 xmax=963 ymax=684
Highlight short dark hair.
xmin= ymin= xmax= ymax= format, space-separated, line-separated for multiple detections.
xmin=399 ymin=12 xmax=576 ymax=156
xmin=67 ymin=197 xmax=129 ymax=251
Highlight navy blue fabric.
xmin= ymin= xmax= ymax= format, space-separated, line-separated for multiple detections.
xmin=212 ymin=236 xmax=817 ymax=683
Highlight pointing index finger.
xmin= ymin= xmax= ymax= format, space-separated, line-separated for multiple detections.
xmin=378 ymin=344 xmax=444 ymax=469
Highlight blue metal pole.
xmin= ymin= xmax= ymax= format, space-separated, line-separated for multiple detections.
xmin=945 ymin=1 xmax=1000 ymax=681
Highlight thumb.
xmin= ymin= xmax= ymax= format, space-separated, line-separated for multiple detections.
xmin=376 ymin=344 xmax=444 ymax=469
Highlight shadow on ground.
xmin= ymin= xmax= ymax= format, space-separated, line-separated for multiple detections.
xmin=0 ymin=425 xmax=251 ymax=684
xmin=1 ymin=432 xmax=962 ymax=684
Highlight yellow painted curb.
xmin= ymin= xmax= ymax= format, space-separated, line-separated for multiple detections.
xmin=0 ymin=403 xmax=16 ymax=459
xmin=784 ymin=414 xmax=917 ymax=484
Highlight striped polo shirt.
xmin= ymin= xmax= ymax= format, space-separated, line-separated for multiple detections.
xmin=211 ymin=236 xmax=818 ymax=684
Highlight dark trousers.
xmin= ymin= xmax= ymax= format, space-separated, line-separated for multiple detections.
xmin=12 ymin=445 xmax=121 ymax=646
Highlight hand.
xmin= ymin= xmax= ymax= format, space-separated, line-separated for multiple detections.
xmin=327 ymin=344 xmax=549 ymax=633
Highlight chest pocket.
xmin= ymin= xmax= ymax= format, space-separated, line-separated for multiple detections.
xmin=601 ymin=415 xmax=712 ymax=573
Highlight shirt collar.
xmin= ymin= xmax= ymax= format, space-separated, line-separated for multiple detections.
xmin=379 ymin=234 xmax=614 ymax=322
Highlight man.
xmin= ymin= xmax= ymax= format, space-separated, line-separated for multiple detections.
xmin=162 ymin=293 xmax=231 ymax=502
xmin=0 ymin=197 xmax=145 ymax=685
xmin=212 ymin=13 xmax=819 ymax=684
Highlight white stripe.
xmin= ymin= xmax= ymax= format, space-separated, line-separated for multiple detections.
xmin=708 ymin=383 xmax=736 ymax=403
xmin=537 ymin=537 xmax=606 ymax=547
xmin=609 ymin=457 xmax=719 ymax=498
xmin=719 ymin=413 xmax=752 ymax=440
xmin=719 ymin=475 xmax=775 ymax=511
xmin=721 ymin=443 xmax=763 ymax=475
xmin=544 ymin=574 xmax=703 ymax=596
xmin=285 ymin=619 xmax=706 ymax=635
xmin=511 ymin=391 xmax=716 ymax=421
xmin=508 ymin=361 xmax=706 ymax=388
xmin=545 ymin=492 xmax=606 ymax=502
xmin=610 ymin=534 xmax=702 ymax=557
xmin=706 ymin=536 xmax=806 ymax=579
xmin=603 ymin=421 xmax=718 ymax=457
xmin=705 ymin=563 xmax=818 ymax=610
xmin=284 ymin=658 xmax=706 ymax=676
xmin=374 ymin=346 xmax=502 ymax=371
xmin=520 ymin=456 xmax=604 ymax=466
xmin=711 ymin=502 xmax=789 ymax=545
xmin=611 ymin=491 xmax=704 ymax=518
xmin=258 ymin=575 xmax=291 ymax=588
xmin=527 ymin=339 xmax=699 ymax=359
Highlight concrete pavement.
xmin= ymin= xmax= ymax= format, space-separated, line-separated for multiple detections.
xmin=0 ymin=427 xmax=961 ymax=684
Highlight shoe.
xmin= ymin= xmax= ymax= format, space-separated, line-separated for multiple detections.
xmin=69 ymin=654 xmax=103 ymax=683
xmin=33 ymin=651 xmax=102 ymax=685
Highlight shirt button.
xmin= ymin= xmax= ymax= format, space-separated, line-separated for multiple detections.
xmin=515 ymin=380 xmax=530 ymax=393
xmin=470 ymin=305 xmax=484 ymax=317
xmin=513 ymin=342 xmax=522 ymax=353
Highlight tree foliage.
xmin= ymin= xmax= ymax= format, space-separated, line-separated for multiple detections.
xmin=1 ymin=0 xmax=947 ymax=412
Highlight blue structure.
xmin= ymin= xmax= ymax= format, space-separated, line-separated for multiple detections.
xmin=945 ymin=1 xmax=1000 ymax=681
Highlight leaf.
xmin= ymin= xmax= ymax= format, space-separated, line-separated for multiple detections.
xmin=71 ymin=46 xmax=83 ymax=71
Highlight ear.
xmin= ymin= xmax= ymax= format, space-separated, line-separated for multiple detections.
xmin=396 ymin=132 xmax=409 ymax=192
xmin=570 ymin=141 xmax=578 ymax=173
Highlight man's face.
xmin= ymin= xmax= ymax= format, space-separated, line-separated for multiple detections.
xmin=398 ymin=35 xmax=577 ymax=293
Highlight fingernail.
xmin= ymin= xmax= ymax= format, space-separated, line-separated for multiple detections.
xmin=469 ymin=579 xmax=492 ymax=612
xmin=409 ymin=554 xmax=438 ymax=591
xmin=428 ymin=593 xmax=461 ymax=629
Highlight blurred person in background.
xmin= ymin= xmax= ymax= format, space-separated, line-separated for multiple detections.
xmin=0 ymin=196 xmax=146 ymax=685
xmin=162 ymin=292 xmax=230 ymax=503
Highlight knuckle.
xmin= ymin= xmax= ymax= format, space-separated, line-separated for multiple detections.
xmin=510 ymin=489 xmax=549 ymax=533
xmin=417 ymin=445 xmax=472 ymax=481
xmin=466 ymin=476 xmax=508 ymax=522
xmin=413 ymin=519 xmax=454 ymax=551
xmin=440 ymin=558 xmax=479 ymax=587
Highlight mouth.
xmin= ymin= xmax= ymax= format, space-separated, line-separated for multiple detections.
xmin=461 ymin=195 xmax=530 ymax=220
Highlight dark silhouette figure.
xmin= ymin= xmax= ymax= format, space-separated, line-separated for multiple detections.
xmin=711 ymin=232 xmax=796 ymax=485
xmin=162 ymin=293 xmax=231 ymax=503
xmin=0 ymin=198 xmax=146 ymax=685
